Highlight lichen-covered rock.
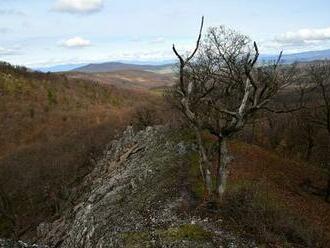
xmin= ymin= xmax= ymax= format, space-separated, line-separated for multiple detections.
xmin=0 ymin=239 xmax=48 ymax=248
xmin=40 ymin=126 xmax=255 ymax=248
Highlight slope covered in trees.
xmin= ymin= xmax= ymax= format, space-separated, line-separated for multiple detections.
xmin=0 ymin=62 xmax=166 ymax=239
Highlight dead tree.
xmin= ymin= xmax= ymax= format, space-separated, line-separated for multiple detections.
xmin=171 ymin=17 xmax=214 ymax=196
xmin=172 ymin=19 xmax=297 ymax=200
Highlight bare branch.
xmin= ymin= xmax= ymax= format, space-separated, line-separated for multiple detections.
xmin=260 ymin=105 xmax=305 ymax=114
xmin=275 ymin=51 xmax=283 ymax=68
xmin=187 ymin=16 xmax=204 ymax=62
xmin=251 ymin=41 xmax=259 ymax=67
xmin=172 ymin=16 xmax=204 ymax=65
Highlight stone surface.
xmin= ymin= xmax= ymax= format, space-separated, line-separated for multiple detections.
xmin=0 ymin=239 xmax=48 ymax=248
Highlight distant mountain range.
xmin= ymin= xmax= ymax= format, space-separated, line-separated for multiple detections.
xmin=36 ymin=63 xmax=88 ymax=73
xmin=35 ymin=48 xmax=330 ymax=73
xmin=260 ymin=49 xmax=330 ymax=64
xmin=36 ymin=60 xmax=175 ymax=73
xmin=72 ymin=62 xmax=174 ymax=74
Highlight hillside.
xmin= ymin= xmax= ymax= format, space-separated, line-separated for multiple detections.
xmin=31 ymin=127 xmax=329 ymax=247
xmin=0 ymin=62 xmax=165 ymax=240
xmin=0 ymin=63 xmax=158 ymax=158
xmin=1 ymin=62 xmax=330 ymax=247
xmin=230 ymin=141 xmax=330 ymax=233
xmin=38 ymin=126 xmax=255 ymax=247
xmin=66 ymin=70 xmax=175 ymax=90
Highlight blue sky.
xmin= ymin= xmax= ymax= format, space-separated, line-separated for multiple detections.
xmin=1 ymin=0 xmax=330 ymax=67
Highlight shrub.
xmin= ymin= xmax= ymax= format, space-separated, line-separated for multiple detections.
xmin=132 ymin=104 xmax=158 ymax=130
xmin=221 ymin=183 xmax=329 ymax=247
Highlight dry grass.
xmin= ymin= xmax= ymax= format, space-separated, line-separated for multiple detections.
xmin=221 ymin=183 xmax=329 ymax=247
xmin=174 ymin=128 xmax=330 ymax=246
xmin=229 ymin=141 xmax=330 ymax=234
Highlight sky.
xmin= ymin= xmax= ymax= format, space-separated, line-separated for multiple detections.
xmin=1 ymin=0 xmax=330 ymax=68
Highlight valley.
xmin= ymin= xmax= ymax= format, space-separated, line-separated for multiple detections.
xmin=65 ymin=69 xmax=175 ymax=90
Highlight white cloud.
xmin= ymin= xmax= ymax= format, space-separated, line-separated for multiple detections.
xmin=53 ymin=0 xmax=104 ymax=14
xmin=276 ymin=27 xmax=330 ymax=44
xmin=0 ymin=28 xmax=11 ymax=34
xmin=0 ymin=47 xmax=19 ymax=56
xmin=150 ymin=37 xmax=166 ymax=44
xmin=258 ymin=27 xmax=330 ymax=54
xmin=60 ymin=37 xmax=91 ymax=48
xmin=25 ymin=49 xmax=175 ymax=68
xmin=0 ymin=9 xmax=26 ymax=16
xmin=131 ymin=36 xmax=141 ymax=42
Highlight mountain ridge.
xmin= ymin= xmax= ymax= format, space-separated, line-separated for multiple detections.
xmin=72 ymin=62 xmax=174 ymax=74
xmin=260 ymin=48 xmax=330 ymax=63
xmin=34 ymin=48 xmax=330 ymax=73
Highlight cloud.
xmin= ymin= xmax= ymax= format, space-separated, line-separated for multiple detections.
xmin=0 ymin=28 xmax=11 ymax=34
xmin=0 ymin=47 xmax=19 ymax=56
xmin=0 ymin=9 xmax=26 ymax=16
xmin=25 ymin=49 xmax=175 ymax=68
xmin=60 ymin=37 xmax=92 ymax=48
xmin=130 ymin=36 xmax=142 ymax=42
xmin=53 ymin=0 xmax=104 ymax=14
xmin=150 ymin=37 xmax=166 ymax=44
xmin=276 ymin=27 xmax=330 ymax=45
xmin=259 ymin=27 xmax=330 ymax=54
xmin=129 ymin=36 xmax=167 ymax=44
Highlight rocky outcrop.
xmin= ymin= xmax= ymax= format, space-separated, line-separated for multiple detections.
xmin=0 ymin=239 xmax=47 ymax=248
xmin=38 ymin=126 xmax=255 ymax=247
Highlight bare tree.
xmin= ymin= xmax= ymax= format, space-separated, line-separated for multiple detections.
xmin=308 ymin=62 xmax=330 ymax=201
xmin=171 ymin=17 xmax=214 ymax=197
xmin=172 ymin=18 xmax=297 ymax=200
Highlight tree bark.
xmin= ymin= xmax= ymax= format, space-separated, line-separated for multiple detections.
xmin=195 ymin=128 xmax=212 ymax=197
xmin=216 ymin=138 xmax=230 ymax=200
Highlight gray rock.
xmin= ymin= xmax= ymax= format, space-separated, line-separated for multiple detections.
xmin=0 ymin=239 xmax=48 ymax=248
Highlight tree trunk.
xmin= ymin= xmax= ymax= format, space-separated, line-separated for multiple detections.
xmin=304 ymin=127 xmax=314 ymax=161
xmin=305 ymin=138 xmax=314 ymax=161
xmin=326 ymin=176 xmax=330 ymax=203
xmin=216 ymin=138 xmax=230 ymax=200
xmin=326 ymin=136 xmax=330 ymax=203
xmin=194 ymin=128 xmax=212 ymax=197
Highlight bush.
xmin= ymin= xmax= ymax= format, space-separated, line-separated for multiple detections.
xmin=132 ymin=104 xmax=158 ymax=130
xmin=131 ymin=99 xmax=181 ymax=131
xmin=221 ymin=183 xmax=329 ymax=247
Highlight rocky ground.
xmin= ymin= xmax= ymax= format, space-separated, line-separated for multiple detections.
xmin=0 ymin=239 xmax=47 ymax=248
xmin=2 ymin=126 xmax=256 ymax=248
